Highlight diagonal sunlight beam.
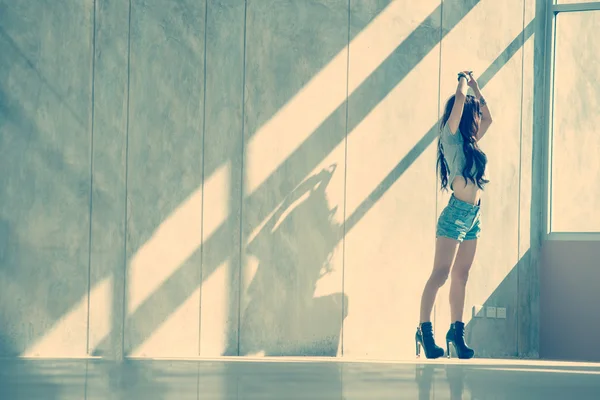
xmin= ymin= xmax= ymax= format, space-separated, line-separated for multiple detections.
xmin=127 ymin=163 xmax=229 ymax=314
xmin=158 ymin=25 xmax=534 ymax=356
xmin=245 ymin=0 xmax=439 ymax=194
xmin=23 ymin=276 xmax=112 ymax=358
xmin=344 ymin=19 xmax=535 ymax=233
xmin=86 ymin=0 xmax=484 ymax=356
xmin=25 ymin=0 xmax=482 ymax=357
xmin=123 ymin=0 xmax=446 ymax=327
xmin=242 ymin=0 xmax=478 ymax=242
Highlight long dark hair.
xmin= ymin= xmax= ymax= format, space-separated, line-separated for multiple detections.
xmin=436 ymin=94 xmax=489 ymax=190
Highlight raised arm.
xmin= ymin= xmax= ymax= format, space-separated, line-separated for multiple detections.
xmin=468 ymin=72 xmax=493 ymax=141
xmin=446 ymin=71 xmax=470 ymax=134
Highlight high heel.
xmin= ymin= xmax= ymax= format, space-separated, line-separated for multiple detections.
xmin=415 ymin=322 xmax=445 ymax=359
xmin=445 ymin=321 xmax=475 ymax=359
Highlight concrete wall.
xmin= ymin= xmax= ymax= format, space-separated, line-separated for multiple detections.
xmin=0 ymin=0 xmax=546 ymax=359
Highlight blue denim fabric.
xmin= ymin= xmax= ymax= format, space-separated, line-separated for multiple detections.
xmin=436 ymin=194 xmax=481 ymax=242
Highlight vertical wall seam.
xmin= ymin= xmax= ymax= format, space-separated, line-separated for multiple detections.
xmin=516 ymin=0 xmax=527 ymax=357
xmin=236 ymin=0 xmax=249 ymax=356
xmin=121 ymin=0 xmax=133 ymax=358
xmin=433 ymin=0 xmax=443 ymax=331
xmin=538 ymin=1 xmax=548 ymax=248
xmin=548 ymin=12 xmax=557 ymax=236
xmin=434 ymin=0 xmax=442 ymax=358
xmin=340 ymin=0 xmax=351 ymax=358
xmin=198 ymin=0 xmax=208 ymax=357
xmin=86 ymin=0 xmax=97 ymax=356
xmin=537 ymin=0 xmax=552 ymax=357
xmin=543 ymin=0 xmax=554 ymax=355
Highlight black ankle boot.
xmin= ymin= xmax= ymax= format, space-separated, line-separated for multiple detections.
xmin=445 ymin=321 xmax=475 ymax=359
xmin=415 ymin=322 xmax=444 ymax=359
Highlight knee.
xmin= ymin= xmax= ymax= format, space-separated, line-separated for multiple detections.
xmin=428 ymin=266 xmax=451 ymax=287
xmin=451 ymin=266 xmax=471 ymax=284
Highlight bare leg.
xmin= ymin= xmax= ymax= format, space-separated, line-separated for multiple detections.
xmin=449 ymin=239 xmax=478 ymax=322
xmin=419 ymin=237 xmax=460 ymax=323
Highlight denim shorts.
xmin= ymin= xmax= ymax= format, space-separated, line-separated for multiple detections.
xmin=436 ymin=194 xmax=481 ymax=242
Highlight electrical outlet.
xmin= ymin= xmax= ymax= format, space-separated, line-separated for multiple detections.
xmin=486 ymin=306 xmax=497 ymax=318
xmin=497 ymin=307 xmax=507 ymax=319
xmin=472 ymin=305 xmax=484 ymax=318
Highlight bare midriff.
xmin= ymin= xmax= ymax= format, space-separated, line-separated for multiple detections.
xmin=451 ymin=176 xmax=481 ymax=205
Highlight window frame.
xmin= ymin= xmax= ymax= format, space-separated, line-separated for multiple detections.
xmin=544 ymin=1 xmax=600 ymax=240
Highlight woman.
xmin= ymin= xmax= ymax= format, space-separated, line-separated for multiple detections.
xmin=415 ymin=71 xmax=493 ymax=359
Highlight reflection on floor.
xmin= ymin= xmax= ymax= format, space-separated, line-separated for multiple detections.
xmin=1 ymin=357 xmax=600 ymax=399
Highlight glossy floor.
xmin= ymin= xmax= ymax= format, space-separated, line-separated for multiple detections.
xmin=1 ymin=358 xmax=599 ymax=399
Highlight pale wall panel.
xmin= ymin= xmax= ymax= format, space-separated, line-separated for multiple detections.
xmin=343 ymin=0 xmax=440 ymax=359
xmin=437 ymin=0 xmax=524 ymax=357
xmin=124 ymin=0 xmax=205 ymax=357
xmin=516 ymin=0 xmax=542 ymax=358
xmin=0 ymin=0 xmax=93 ymax=357
xmin=240 ymin=0 xmax=348 ymax=356
xmin=88 ymin=0 xmax=130 ymax=360
xmin=200 ymin=0 xmax=246 ymax=357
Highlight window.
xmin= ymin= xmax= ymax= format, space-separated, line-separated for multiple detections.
xmin=549 ymin=8 xmax=600 ymax=232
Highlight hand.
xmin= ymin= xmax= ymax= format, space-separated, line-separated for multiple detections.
xmin=466 ymin=71 xmax=479 ymax=89
xmin=458 ymin=70 xmax=469 ymax=81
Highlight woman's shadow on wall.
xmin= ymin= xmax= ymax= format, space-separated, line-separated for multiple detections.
xmin=237 ymin=164 xmax=348 ymax=356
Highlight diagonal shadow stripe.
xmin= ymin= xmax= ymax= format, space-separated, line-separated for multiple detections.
xmin=0 ymin=27 xmax=88 ymax=129
xmin=94 ymin=0 xmax=484 ymax=354
xmin=0 ymin=26 xmax=103 ymax=200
